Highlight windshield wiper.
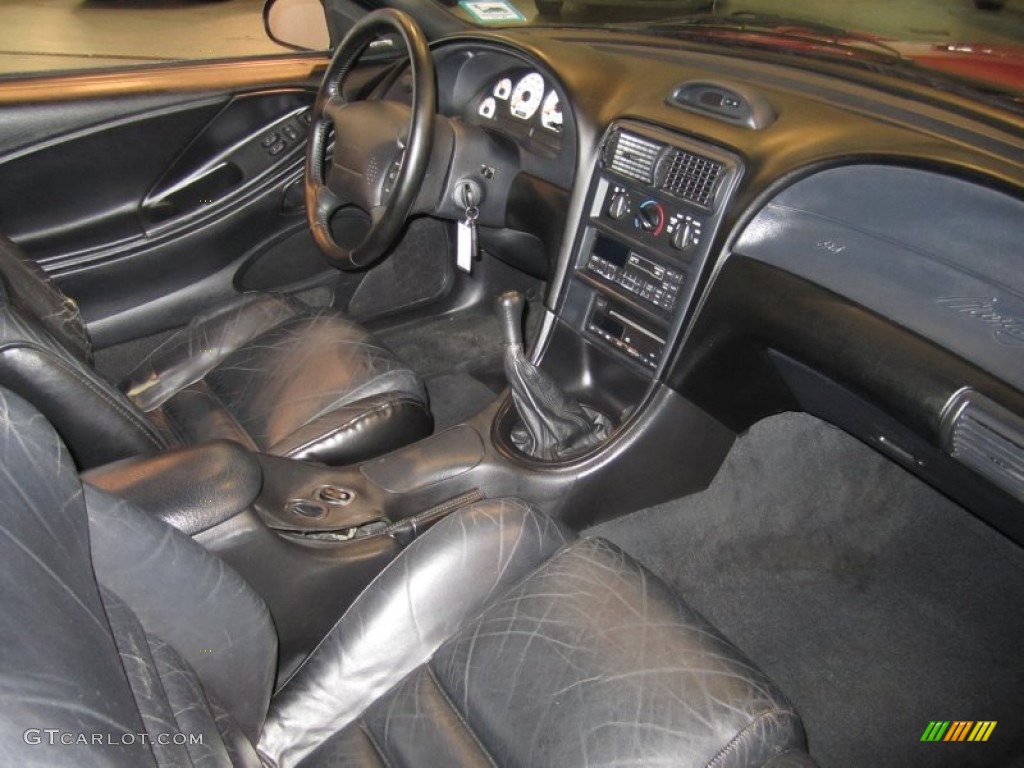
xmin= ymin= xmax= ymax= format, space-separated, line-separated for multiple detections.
xmin=619 ymin=11 xmax=906 ymax=64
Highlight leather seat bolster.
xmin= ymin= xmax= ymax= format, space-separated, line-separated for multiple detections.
xmin=135 ymin=301 xmax=432 ymax=465
xmin=446 ymin=536 xmax=806 ymax=765
xmin=198 ymin=314 xmax=429 ymax=446
xmin=101 ymin=587 xmax=246 ymax=767
xmin=0 ymin=233 xmax=92 ymax=363
xmin=85 ymin=485 xmax=278 ymax=744
xmin=430 ymin=536 xmax=807 ymax=768
xmin=270 ymin=393 xmax=433 ymax=465
xmin=259 ymin=499 xmax=575 ymax=768
xmin=121 ymin=292 xmax=305 ymax=412
xmin=0 ymin=391 xmax=155 ymax=767
xmin=0 ymin=343 xmax=170 ymax=469
xmin=298 ymin=535 xmax=809 ymax=768
xmin=151 ymin=379 xmax=261 ymax=450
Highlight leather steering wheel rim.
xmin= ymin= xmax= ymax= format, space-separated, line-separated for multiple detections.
xmin=305 ymin=9 xmax=435 ymax=271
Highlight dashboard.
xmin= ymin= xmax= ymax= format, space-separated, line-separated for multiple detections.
xmin=400 ymin=28 xmax=1024 ymax=541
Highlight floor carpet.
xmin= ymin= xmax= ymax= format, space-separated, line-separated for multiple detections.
xmin=588 ymin=412 xmax=1024 ymax=768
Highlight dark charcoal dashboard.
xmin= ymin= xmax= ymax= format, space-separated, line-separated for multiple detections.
xmin=419 ymin=28 xmax=1024 ymax=543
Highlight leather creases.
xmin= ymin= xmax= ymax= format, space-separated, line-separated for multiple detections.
xmin=504 ymin=343 xmax=612 ymax=461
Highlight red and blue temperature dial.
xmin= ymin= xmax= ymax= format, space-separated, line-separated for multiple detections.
xmin=634 ymin=199 xmax=665 ymax=236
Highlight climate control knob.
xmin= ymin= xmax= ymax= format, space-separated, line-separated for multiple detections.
xmin=635 ymin=200 xmax=665 ymax=236
xmin=607 ymin=190 xmax=629 ymax=220
xmin=671 ymin=221 xmax=695 ymax=251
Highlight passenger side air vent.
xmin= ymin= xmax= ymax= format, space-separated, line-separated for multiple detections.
xmin=603 ymin=130 xmax=661 ymax=184
xmin=942 ymin=389 xmax=1024 ymax=503
xmin=657 ymin=148 xmax=723 ymax=209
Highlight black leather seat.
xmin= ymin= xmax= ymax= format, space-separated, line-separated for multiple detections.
xmin=0 ymin=235 xmax=431 ymax=469
xmin=0 ymin=389 xmax=815 ymax=768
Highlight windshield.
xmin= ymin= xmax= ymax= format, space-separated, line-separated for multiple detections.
xmin=449 ymin=0 xmax=1024 ymax=97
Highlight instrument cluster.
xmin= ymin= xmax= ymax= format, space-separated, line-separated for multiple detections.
xmin=473 ymin=69 xmax=563 ymax=152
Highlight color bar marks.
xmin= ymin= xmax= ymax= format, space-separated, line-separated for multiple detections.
xmin=921 ymin=721 xmax=950 ymax=741
xmin=921 ymin=720 xmax=996 ymax=742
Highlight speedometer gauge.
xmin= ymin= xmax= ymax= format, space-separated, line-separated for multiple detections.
xmin=540 ymin=90 xmax=562 ymax=133
xmin=510 ymin=73 xmax=545 ymax=120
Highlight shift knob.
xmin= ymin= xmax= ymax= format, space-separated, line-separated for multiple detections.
xmin=495 ymin=291 xmax=526 ymax=347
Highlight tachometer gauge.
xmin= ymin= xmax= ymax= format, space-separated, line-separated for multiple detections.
xmin=493 ymin=77 xmax=513 ymax=100
xmin=540 ymin=90 xmax=562 ymax=133
xmin=478 ymin=97 xmax=497 ymax=119
xmin=510 ymin=73 xmax=545 ymax=120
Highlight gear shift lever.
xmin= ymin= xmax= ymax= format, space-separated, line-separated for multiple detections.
xmin=496 ymin=291 xmax=611 ymax=461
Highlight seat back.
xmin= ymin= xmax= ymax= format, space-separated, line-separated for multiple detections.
xmin=0 ymin=388 xmax=275 ymax=767
xmin=0 ymin=236 xmax=169 ymax=468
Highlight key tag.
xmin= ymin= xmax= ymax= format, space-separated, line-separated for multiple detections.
xmin=456 ymin=199 xmax=479 ymax=274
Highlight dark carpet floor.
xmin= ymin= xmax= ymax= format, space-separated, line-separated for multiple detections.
xmin=378 ymin=307 xmax=506 ymax=431
xmin=588 ymin=412 xmax=1024 ymax=768
xmin=379 ymin=301 xmax=543 ymax=432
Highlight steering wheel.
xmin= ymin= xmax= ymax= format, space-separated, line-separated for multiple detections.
xmin=305 ymin=9 xmax=435 ymax=271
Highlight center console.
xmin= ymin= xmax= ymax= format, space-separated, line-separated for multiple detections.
xmin=561 ymin=121 xmax=743 ymax=379
xmin=494 ymin=120 xmax=743 ymax=459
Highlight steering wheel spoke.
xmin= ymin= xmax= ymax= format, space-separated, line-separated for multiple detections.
xmin=304 ymin=9 xmax=435 ymax=271
xmin=322 ymin=93 xmax=349 ymax=126
xmin=369 ymin=205 xmax=388 ymax=226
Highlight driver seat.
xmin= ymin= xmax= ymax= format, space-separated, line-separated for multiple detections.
xmin=0 ymin=234 xmax=432 ymax=469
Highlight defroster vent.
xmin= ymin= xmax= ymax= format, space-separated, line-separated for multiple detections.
xmin=942 ymin=389 xmax=1024 ymax=503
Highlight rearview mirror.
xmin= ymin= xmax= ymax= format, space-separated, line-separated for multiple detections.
xmin=263 ymin=0 xmax=330 ymax=51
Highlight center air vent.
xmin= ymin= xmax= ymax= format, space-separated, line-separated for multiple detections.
xmin=603 ymin=130 xmax=661 ymax=184
xmin=603 ymin=129 xmax=725 ymax=210
xmin=657 ymin=148 xmax=723 ymax=209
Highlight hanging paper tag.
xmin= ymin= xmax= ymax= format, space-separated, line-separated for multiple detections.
xmin=456 ymin=218 xmax=475 ymax=273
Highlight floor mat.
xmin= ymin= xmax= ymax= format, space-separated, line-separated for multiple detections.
xmin=588 ymin=412 xmax=1024 ymax=768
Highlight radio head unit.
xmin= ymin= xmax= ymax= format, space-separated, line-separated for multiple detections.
xmin=586 ymin=295 xmax=665 ymax=371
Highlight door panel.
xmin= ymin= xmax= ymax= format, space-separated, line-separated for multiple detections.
xmin=0 ymin=57 xmax=341 ymax=347
xmin=0 ymin=98 xmax=229 ymax=256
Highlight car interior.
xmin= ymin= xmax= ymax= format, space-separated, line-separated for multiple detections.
xmin=0 ymin=1 xmax=1021 ymax=767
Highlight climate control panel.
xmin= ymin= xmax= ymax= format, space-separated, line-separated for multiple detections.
xmin=604 ymin=185 xmax=704 ymax=256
